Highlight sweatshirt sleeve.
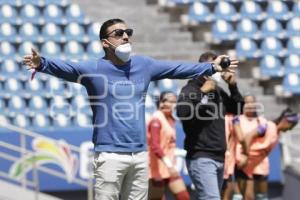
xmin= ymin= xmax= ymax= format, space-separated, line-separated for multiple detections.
xmin=38 ymin=57 xmax=97 ymax=83
xmin=148 ymin=118 xmax=165 ymax=158
xmin=222 ymin=84 xmax=244 ymax=115
xmin=145 ymin=56 xmax=215 ymax=81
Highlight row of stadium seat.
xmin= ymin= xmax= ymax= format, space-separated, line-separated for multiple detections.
xmin=0 ymin=22 xmax=100 ymax=42
xmin=0 ymin=3 xmax=89 ymax=25
xmin=0 ymin=0 xmax=68 ymax=7
xmin=211 ymin=17 xmax=300 ymax=41
xmin=235 ymin=37 xmax=299 ymax=59
xmin=0 ymin=113 xmax=93 ymax=129
xmin=180 ymin=1 xmax=300 ymax=23
xmin=0 ymin=41 xmax=104 ymax=60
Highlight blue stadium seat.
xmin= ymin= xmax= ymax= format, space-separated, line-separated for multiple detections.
xmin=285 ymin=54 xmax=300 ymax=74
xmin=87 ymin=22 xmax=101 ymax=40
xmin=3 ymin=78 xmax=23 ymax=98
xmin=12 ymin=114 xmax=30 ymax=128
xmin=19 ymin=23 xmax=40 ymax=42
xmin=236 ymin=18 xmax=260 ymax=39
xmin=41 ymin=41 xmax=62 ymax=58
xmin=18 ymin=42 xmax=36 ymax=57
xmin=19 ymin=4 xmax=42 ymax=24
xmin=0 ymin=59 xmax=20 ymax=79
xmin=261 ymin=37 xmax=285 ymax=57
xmin=235 ymin=38 xmax=260 ymax=59
xmin=87 ymin=41 xmax=104 ymax=58
xmin=214 ymin=1 xmax=239 ymax=21
xmin=157 ymin=79 xmax=178 ymax=93
xmin=32 ymin=114 xmax=51 ymax=128
xmin=41 ymin=23 xmax=64 ymax=42
xmin=63 ymin=41 xmax=85 ymax=59
xmin=240 ymin=1 xmax=265 ymax=21
xmin=287 ymin=36 xmax=300 ymax=54
xmin=260 ymin=55 xmax=284 ymax=77
xmin=0 ymin=114 xmax=9 ymax=125
xmin=286 ymin=17 xmax=300 ymax=37
xmin=0 ymin=42 xmax=17 ymax=60
xmin=65 ymin=4 xmax=87 ymax=24
xmin=283 ymin=73 xmax=300 ymax=94
xmin=72 ymin=83 xmax=88 ymax=96
xmin=0 ymin=23 xmax=18 ymax=42
xmin=24 ymin=78 xmax=45 ymax=97
xmin=50 ymin=96 xmax=72 ymax=116
xmin=212 ymin=20 xmax=236 ymax=42
xmin=292 ymin=1 xmax=300 ymax=17
xmin=261 ymin=18 xmax=285 ymax=38
xmin=74 ymin=113 xmax=92 ymax=127
xmin=64 ymin=23 xmax=87 ymax=42
xmin=28 ymin=96 xmax=48 ymax=115
xmin=187 ymin=2 xmax=214 ymax=23
xmin=71 ymin=95 xmax=92 ymax=116
xmin=0 ymin=4 xmax=18 ymax=24
xmin=52 ymin=114 xmax=72 ymax=128
xmin=43 ymin=4 xmax=65 ymax=25
xmin=7 ymin=96 xmax=27 ymax=117
xmin=267 ymin=1 xmax=290 ymax=20
xmin=45 ymin=77 xmax=69 ymax=97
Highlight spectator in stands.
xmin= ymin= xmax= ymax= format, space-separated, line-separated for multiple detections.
xmin=148 ymin=91 xmax=190 ymax=200
xmin=233 ymin=107 xmax=299 ymax=200
xmin=22 ymin=19 xmax=238 ymax=200
xmin=176 ymin=52 xmax=243 ymax=200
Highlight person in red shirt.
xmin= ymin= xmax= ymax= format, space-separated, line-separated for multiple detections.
xmin=147 ymin=91 xmax=190 ymax=200
xmin=234 ymin=106 xmax=299 ymax=200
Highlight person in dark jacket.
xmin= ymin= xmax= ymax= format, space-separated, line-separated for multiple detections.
xmin=176 ymin=52 xmax=244 ymax=200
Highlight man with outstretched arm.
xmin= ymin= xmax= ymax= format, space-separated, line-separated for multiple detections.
xmin=23 ymin=18 xmax=238 ymax=200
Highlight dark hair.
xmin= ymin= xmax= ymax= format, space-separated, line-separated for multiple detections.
xmin=99 ymin=18 xmax=125 ymax=40
xmin=155 ymin=91 xmax=176 ymax=108
xmin=274 ymin=107 xmax=299 ymax=126
xmin=199 ymin=52 xmax=218 ymax=62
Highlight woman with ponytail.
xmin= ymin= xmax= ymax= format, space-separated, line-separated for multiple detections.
xmin=147 ymin=91 xmax=190 ymax=200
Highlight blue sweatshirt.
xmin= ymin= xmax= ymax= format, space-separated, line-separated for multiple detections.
xmin=39 ymin=55 xmax=214 ymax=152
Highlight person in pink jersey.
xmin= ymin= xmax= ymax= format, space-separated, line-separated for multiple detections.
xmin=147 ymin=91 xmax=190 ymax=200
xmin=233 ymin=104 xmax=299 ymax=200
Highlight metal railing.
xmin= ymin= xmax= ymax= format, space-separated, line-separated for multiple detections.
xmin=0 ymin=121 xmax=94 ymax=200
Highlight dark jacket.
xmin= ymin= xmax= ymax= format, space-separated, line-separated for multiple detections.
xmin=176 ymin=78 xmax=243 ymax=162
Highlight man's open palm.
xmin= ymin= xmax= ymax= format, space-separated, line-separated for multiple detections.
xmin=22 ymin=48 xmax=41 ymax=70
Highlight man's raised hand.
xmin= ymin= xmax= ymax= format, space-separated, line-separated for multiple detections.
xmin=213 ymin=55 xmax=239 ymax=73
xmin=22 ymin=48 xmax=41 ymax=70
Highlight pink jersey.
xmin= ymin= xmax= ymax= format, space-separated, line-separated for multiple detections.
xmin=147 ymin=110 xmax=176 ymax=179
xmin=236 ymin=118 xmax=278 ymax=177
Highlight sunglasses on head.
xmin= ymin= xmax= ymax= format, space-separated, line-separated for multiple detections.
xmin=106 ymin=28 xmax=133 ymax=38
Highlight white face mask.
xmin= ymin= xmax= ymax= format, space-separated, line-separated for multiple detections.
xmin=115 ymin=43 xmax=132 ymax=62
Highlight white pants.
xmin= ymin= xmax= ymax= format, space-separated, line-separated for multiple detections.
xmin=93 ymin=151 xmax=148 ymax=200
